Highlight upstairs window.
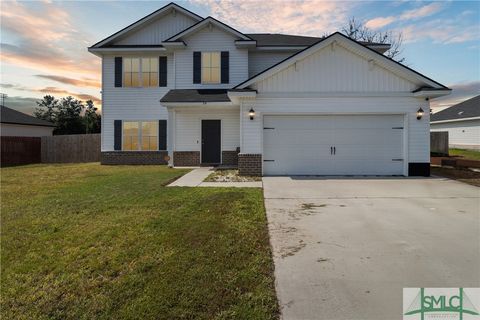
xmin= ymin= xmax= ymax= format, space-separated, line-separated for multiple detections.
xmin=123 ymin=58 xmax=140 ymax=87
xmin=201 ymin=52 xmax=220 ymax=84
xmin=142 ymin=58 xmax=158 ymax=87
xmin=123 ymin=58 xmax=158 ymax=87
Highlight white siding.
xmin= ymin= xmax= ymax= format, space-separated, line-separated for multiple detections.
xmin=174 ymin=26 xmax=249 ymax=88
xmin=0 ymin=123 xmax=53 ymax=137
xmin=251 ymin=43 xmax=416 ymax=93
xmin=115 ymin=12 xmax=198 ymax=45
xmin=241 ymin=96 xmax=430 ymax=163
xmin=248 ymin=51 xmax=296 ymax=77
xmin=431 ymin=119 xmax=480 ymax=148
xmin=174 ymin=108 xmax=240 ymax=151
xmin=101 ymin=54 xmax=174 ymax=151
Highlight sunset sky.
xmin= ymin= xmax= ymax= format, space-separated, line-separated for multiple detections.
xmin=1 ymin=0 xmax=479 ymax=114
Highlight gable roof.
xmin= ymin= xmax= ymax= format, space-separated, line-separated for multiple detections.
xmin=431 ymin=95 xmax=480 ymax=122
xmin=164 ymin=16 xmax=253 ymax=42
xmin=1 ymin=106 xmax=55 ymax=127
xmin=90 ymin=2 xmax=202 ymax=48
xmin=235 ymin=32 xmax=450 ymax=91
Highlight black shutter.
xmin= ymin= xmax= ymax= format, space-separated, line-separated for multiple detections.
xmin=114 ymin=57 xmax=122 ymax=87
xmin=159 ymin=56 xmax=167 ymax=87
xmin=158 ymin=120 xmax=167 ymax=150
xmin=193 ymin=51 xmax=201 ymax=84
xmin=114 ymin=120 xmax=122 ymax=150
xmin=221 ymin=51 xmax=229 ymax=84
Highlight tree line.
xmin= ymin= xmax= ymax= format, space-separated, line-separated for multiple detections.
xmin=34 ymin=95 xmax=101 ymax=135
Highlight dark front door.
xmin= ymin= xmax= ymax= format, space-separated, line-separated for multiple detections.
xmin=201 ymin=120 xmax=221 ymax=164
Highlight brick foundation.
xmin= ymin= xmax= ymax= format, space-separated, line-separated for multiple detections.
xmin=222 ymin=150 xmax=239 ymax=166
xmin=238 ymin=153 xmax=262 ymax=176
xmin=101 ymin=151 xmax=168 ymax=165
xmin=173 ymin=151 xmax=200 ymax=166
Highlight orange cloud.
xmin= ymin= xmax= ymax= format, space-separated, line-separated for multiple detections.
xmin=194 ymin=0 xmax=355 ymax=36
xmin=35 ymin=75 xmax=101 ymax=89
xmin=0 ymin=1 xmax=100 ymax=78
xmin=365 ymin=17 xmax=395 ymax=29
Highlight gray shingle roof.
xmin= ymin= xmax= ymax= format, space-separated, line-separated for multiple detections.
xmin=245 ymin=33 xmax=389 ymax=47
xmin=1 ymin=105 xmax=55 ymax=127
xmin=160 ymin=89 xmax=231 ymax=103
xmin=431 ymin=95 xmax=480 ymax=122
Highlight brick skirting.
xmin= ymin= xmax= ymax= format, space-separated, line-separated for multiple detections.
xmin=222 ymin=150 xmax=239 ymax=166
xmin=238 ymin=153 xmax=262 ymax=176
xmin=173 ymin=151 xmax=200 ymax=166
xmin=101 ymin=151 xmax=168 ymax=165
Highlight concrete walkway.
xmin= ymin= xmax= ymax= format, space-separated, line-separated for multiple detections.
xmin=168 ymin=167 xmax=262 ymax=188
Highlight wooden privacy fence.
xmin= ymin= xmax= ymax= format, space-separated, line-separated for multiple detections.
xmin=1 ymin=136 xmax=41 ymax=166
xmin=41 ymin=134 xmax=101 ymax=163
xmin=430 ymin=131 xmax=449 ymax=156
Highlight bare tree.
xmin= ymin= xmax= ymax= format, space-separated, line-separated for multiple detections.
xmin=341 ymin=17 xmax=405 ymax=63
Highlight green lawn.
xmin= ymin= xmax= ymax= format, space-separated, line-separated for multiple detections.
xmin=1 ymin=163 xmax=278 ymax=320
xmin=449 ymin=148 xmax=480 ymax=161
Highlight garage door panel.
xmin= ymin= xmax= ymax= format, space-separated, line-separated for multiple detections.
xmin=263 ymin=114 xmax=405 ymax=176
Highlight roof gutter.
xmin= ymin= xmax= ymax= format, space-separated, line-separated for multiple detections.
xmin=431 ymin=116 xmax=480 ymax=124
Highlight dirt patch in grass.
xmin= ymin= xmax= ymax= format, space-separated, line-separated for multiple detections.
xmin=431 ymin=166 xmax=480 ymax=187
xmin=204 ymin=169 xmax=262 ymax=182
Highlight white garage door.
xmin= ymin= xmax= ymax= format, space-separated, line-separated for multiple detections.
xmin=263 ymin=115 xmax=405 ymax=175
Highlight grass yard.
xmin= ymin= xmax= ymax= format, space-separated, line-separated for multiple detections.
xmin=449 ymin=148 xmax=480 ymax=161
xmin=1 ymin=163 xmax=278 ymax=320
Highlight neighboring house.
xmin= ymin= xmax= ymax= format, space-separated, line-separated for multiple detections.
xmin=431 ymin=95 xmax=480 ymax=150
xmin=0 ymin=105 xmax=54 ymax=137
xmin=88 ymin=2 xmax=451 ymax=176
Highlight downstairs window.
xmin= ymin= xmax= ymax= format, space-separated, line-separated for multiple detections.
xmin=122 ymin=121 xmax=158 ymax=151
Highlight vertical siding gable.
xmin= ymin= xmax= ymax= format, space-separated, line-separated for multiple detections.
xmin=252 ymin=43 xmax=417 ymax=93
xmin=114 ymin=12 xmax=198 ymax=45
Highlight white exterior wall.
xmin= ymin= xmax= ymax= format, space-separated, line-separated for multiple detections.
xmin=241 ymin=96 xmax=430 ymax=163
xmin=431 ymin=119 xmax=480 ymax=148
xmin=174 ymin=26 xmax=249 ymax=88
xmin=251 ymin=43 xmax=417 ymax=93
xmin=173 ymin=108 xmax=240 ymax=152
xmin=0 ymin=123 xmax=53 ymax=137
xmin=248 ymin=51 xmax=296 ymax=77
xmin=101 ymin=54 xmax=173 ymax=151
xmin=115 ymin=12 xmax=198 ymax=45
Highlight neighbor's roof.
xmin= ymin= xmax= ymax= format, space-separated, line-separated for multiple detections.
xmin=161 ymin=89 xmax=231 ymax=103
xmin=431 ymin=95 xmax=480 ymax=122
xmin=0 ymin=105 xmax=55 ymax=127
xmin=246 ymin=33 xmax=389 ymax=48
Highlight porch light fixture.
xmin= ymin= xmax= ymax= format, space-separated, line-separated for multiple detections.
xmin=416 ymin=107 xmax=424 ymax=120
xmin=249 ymin=108 xmax=255 ymax=120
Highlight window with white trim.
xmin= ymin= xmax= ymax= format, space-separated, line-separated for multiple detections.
xmin=201 ymin=52 xmax=220 ymax=84
xmin=122 ymin=121 xmax=158 ymax=151
xmin=123 ymin=58 xmax=158 ymax=87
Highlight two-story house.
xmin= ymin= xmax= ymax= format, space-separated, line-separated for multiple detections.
xmin=88 ymin=2 xmax=450 ymax=176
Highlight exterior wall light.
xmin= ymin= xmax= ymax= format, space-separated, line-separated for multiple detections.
xmin=416 ymin=107 xmax=424 ymax=120
xmin=249 ymin=108 xmax=255 ymax=120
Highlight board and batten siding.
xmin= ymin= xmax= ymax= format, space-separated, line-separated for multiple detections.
xmin=241 ymin=96 xmax=430 ymax=163
xmin=248 ymin=51 xmax=297 ymax=77
xmin=173 ymin=109 xmax=240 ymax=152
xmin=101 ymin=54 xmax=173 ymax=151
xmin=431 ymin=119 xmax=480 ymax=148
xmin=251 ymin=43 xmax=417 ymax=93
xmin=174 ymin=26 xmax=249 ymax=89
xmin=115 ymin=12 xmax=198 ymax=45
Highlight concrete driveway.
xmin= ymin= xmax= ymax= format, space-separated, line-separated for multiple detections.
xmin=263 ymin=176 xmax=480 ymax=320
